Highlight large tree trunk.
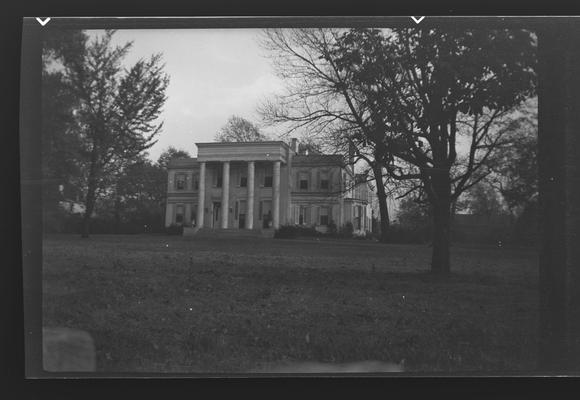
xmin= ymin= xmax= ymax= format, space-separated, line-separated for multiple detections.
xmin=373 ymin=165 xmax=390 ymax=242
xmin=430 ymin=170 xmax=452 ymax=275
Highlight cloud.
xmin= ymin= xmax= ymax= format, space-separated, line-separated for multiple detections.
xmin=101 ymin=29 xmax=286 ymax=161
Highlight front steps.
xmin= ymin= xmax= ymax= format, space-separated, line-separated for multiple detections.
xmin=184 ymin=227 xmax=275 ymax=238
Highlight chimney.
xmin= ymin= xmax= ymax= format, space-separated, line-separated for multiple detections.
xmin=348 ymin=142 xmax=355 ymax=166
xmin=291 ymin=138 xmax=299 ymax=154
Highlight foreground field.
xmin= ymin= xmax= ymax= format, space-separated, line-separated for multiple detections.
xmin=42 ymin=234 xmax=539 ymax=373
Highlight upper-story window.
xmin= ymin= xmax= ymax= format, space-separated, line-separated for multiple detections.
xmin=193 ymin=173 xmax=199 ymax=190
xmin=299 ymin=172 xmax=309 ymax=190
xmin=175 ymin=173 xmax=186 ymax=190
xmin=240 ymin=172 xmax=248 ymax=188
xmin=320 ymin=171 xmax=329 ymax=190
xmin=264 ymin=165 xmax=273 ymax=187
xmin=214 ymin=165 xmax=223 ymax=188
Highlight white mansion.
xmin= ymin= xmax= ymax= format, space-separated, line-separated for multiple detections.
xmin=165 ymin=140 xmax=376 ymax=234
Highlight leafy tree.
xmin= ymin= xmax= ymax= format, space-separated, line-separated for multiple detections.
xmin=487 ymin=98 xmax=538 ymax=213
xmin=53 ymin=30 xmax=169 ymax=237
xmin=215 ymin=115 xmax=269 ymax=142
xmin=332 ymin=28 xmax=536 ymax=273
xmin=463 ymin=181 xmax=505 ymax=217
xmin=157 ymin=146 xmax=192 ymax=170
xmin=396 ymin=195 xmax=430 ymax=230
xmin=261 ymin=28 xmax=536 ymax=274
xmin=113 ymin=158 xmax=166 ymax=232
xmin=41 ymin=29 xmax=87 ymax=231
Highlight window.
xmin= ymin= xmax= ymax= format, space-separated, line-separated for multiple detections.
xmin=191 ymin=205 xmax=197 ymax=226
xmin=320 ymin=207 xmax=329 ymax=226
xmin=193 ymin=175 xmax=199 ymax=190
xmin=299 ymin=206 xmax=310 ymax=225
xmin=175 ymin=204 xmax=184 ymax=224
xmin=264 ymin=165 xmax=273 ymax=187
xmin=175 ymin=173 xmax=186 ymax=190
xmin=320 ymin=171 xmax=329 ymax=190
xmin=214 ymin=165 xmax=223 ymax=188
xmin=299 ymin=172 xmax=308 ymax=190
xmin=240 ymin=175 xmax=248 ymax=188
xmin=355 ymin=205 xmax=362 ymax=230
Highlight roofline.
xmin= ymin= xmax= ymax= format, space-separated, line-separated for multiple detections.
xmin=196 ymin=141 xmax=291 ymax=149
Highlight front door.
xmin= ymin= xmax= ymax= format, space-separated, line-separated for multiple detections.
xmin=212 ymin=202 xmax=221 ymax=228
xmin=261 ymin=200 xmax=272 ymax=229
xmin=238 ymin=200 xmax=247 ymax=229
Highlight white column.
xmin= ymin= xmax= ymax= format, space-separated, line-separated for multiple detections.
xmin=221 ymin=161 xmax=230 ymax=229
xmin=273 ymin=160 xmax=281 ymax=229
xmin=246 ymin=161 xmax=255 ymax=229
xmin=196 ymin=162 xmax=205 ymax=228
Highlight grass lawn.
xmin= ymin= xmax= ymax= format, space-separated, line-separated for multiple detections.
xmin=42 ymin=234 xmax=539 ymax=374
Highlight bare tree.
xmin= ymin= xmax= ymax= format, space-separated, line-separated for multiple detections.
xmin=259 ymin=28 xmax=396 ymax=240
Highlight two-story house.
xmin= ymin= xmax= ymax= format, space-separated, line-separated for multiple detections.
xmin=165 ymin=140 xmax=375 ymax=235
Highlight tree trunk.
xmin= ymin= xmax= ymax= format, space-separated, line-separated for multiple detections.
xmin=81 ymin=181 xmax=96 ymax=238
xmin=81 ymin=145 xmax=100 ymax=238
xmin=373 ymin=165 xmax=390 ymax=242
xmin=114 ymin=196 xmax=121 ymax=234
xmin=430 ymin=170 xmax=452 ymax=275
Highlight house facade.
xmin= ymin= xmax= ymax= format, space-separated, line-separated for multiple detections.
xmin=165 ymin=140 xmax=376 ymax=234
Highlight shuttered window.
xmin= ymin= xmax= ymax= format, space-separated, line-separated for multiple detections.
xmin=214 ymin=165 xmax=223 ymax=188
xmin=320 ymin=171 xmax=329 ymax=190
xmin=299 ymin=206 xmax=312 ymax=224
xmin=299 ymin=172 xmax=309 ymax=190
xmin=175 ymin=173 xmax=186 ymax=190
xmin=264 ymin=165 xmax=273 ymax=187
xmin=320 ymin=207 xmax=329 ymax=226
xmin=175 ymin=204 xmax=185 ymax=224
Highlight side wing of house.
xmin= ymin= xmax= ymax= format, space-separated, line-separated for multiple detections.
xmin=165 ymin=158 xmax=200 ymax=227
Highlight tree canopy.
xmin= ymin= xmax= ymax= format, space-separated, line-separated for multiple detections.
xmin=157 ymin=146 xmax=192 ymax=169
xmin=44 ymin=29 xmax=170 ymax=237
xmin=215 ymin=115 xmax=269 ymax=142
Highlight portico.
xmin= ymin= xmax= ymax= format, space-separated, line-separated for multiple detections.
xmin=194 ymin=141 xmax=291 ymax=230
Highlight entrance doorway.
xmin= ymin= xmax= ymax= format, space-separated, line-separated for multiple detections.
xmin=212 ymin=202 xmax=221 ymax=228
xmin=261 ymin=200 xmax=272 ymax=229
xmin=238 ymin=200 xmax=247 ymax=229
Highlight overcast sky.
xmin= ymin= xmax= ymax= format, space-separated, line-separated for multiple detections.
xmin=90 ymin=29 xmax=286 ymax=161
